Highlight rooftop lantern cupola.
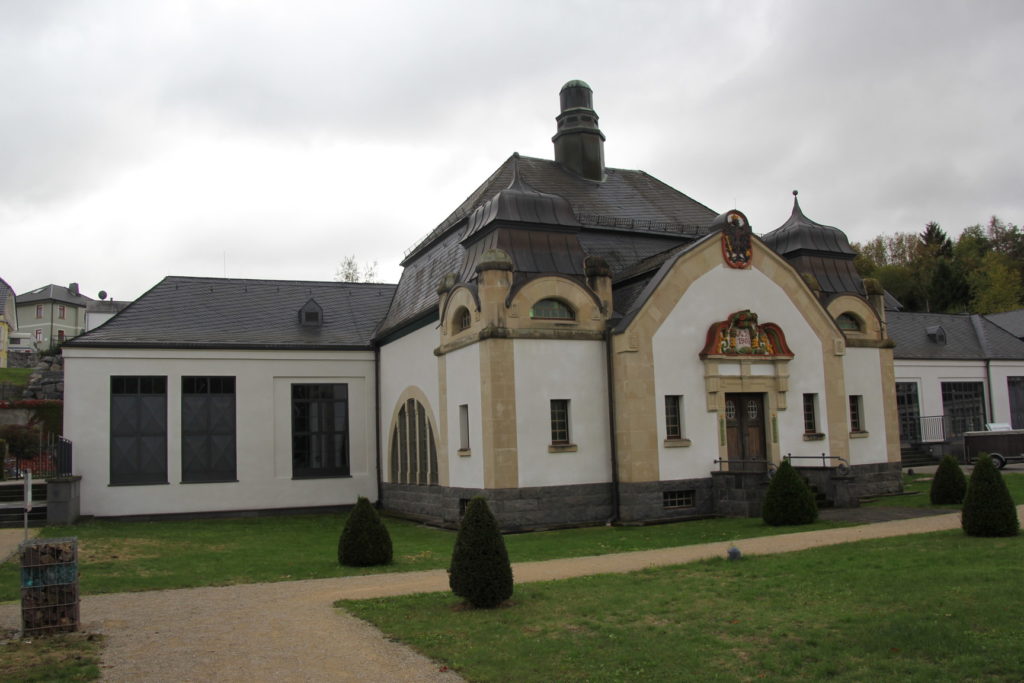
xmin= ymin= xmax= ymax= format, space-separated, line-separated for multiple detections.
xmin=552 ymin=80 xmax=606 ymax=182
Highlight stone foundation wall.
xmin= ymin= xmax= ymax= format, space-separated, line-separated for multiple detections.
xmin=847 ymin=461 xmax=903 ymax=499
xmin=618 ymin=478 xmax=716 ymax=522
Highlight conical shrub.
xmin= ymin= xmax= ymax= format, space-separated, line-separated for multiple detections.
xmin=930 ymin=455 xmax=967 ymax=504
xmin=449 ymin=497 xmax=513 ymax=608
xmin=338 ymin=497 xmax=393 ymax=566
xmin=962 ymin=454 xmax=1019 ymax=537
xmin=762 ymin=459 xmax=818 ymax=526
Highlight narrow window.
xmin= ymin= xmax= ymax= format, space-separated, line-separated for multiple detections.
xmin=849 ymin=395 xmax=864 ymax=432
xmin=455 ymin=307 xmax=472 ymax=332
xmin=291 ymin=384 xmax=349 ymax=478
xmin=550 ymin=399 xmax=570 ymax=444
xmin=459 ymin=404 xmax=470 ymax=451
xmin=58 ymin=305 xmax=67 ymax=320
xmin=110 ymin=376 xmax=168 ymax=485
xmin=665 ymin=395 xmax=684 ymax=440
xmin=34 ymin=330 xmax=42 ymax=342
xmin=530 ymin=299 xmax=575 ymax=321
xmin=803 ymin=394 xmax=818 ymax=434
xmin=182 ymin=376 xmax=237 ymax=483
xmin=35 ymin=304 xmax=43 ymax=319
xmin=57 ymin=330 xmax=66 ymax=342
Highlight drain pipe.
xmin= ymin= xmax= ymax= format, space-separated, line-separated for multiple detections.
xmin=374 ymin=343 xmax=383 ymax=507
xmin=985 ymin=358 xmax=994 ymax=425
xmin=605 ymin=328 xmax=621 ymax=524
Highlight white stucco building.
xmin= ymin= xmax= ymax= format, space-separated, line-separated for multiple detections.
xmin=63 ymin=81 xmax=904 ymax=527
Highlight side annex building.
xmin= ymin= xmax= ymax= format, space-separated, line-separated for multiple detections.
xmin=64 ymin=81 xmax=903 ymax=528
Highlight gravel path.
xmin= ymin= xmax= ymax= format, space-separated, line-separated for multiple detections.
xmin=2 ymin=505 xmax=1021 ymax=681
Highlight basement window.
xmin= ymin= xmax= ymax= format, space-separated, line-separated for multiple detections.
xmin=663 ymin=490 xmax=695 ymax=509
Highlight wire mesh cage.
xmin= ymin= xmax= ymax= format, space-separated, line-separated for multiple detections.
xmin=20 ymin=537 xmax=79 ymax=635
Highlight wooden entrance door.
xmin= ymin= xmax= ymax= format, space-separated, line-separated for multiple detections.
xmin=725 ymin=393 xmax=767 ymax=470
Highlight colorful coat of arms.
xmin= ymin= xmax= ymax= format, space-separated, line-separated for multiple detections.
xmin=700 ymin=310 xmax=793 ymax=358
xmin=719 ymin=210 xmax=752 ymax=269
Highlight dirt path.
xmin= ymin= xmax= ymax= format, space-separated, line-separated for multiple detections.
xmin=2 ymin=506 xmax=1021 ymax=681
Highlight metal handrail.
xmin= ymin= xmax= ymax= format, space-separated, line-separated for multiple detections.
xmin=712 ymin=458 xmax=772 ymax=474
xmin=784 ymin=453 xmax=850 ymax=474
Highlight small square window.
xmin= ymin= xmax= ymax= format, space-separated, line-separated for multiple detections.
xmin=663 ymin=490 xmax=695 ymax=509
xmin=550 ymin=399 xmax=570 ymax=444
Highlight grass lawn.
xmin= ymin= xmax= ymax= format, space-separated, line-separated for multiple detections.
xmin=0 ymin=631 xmax=103 ymax=682
xmin=0 ymin=368 xmax=33 ymax=387
xmin=864 ymin=472 xmax=1024 ymax=509
xmin=1 ymin=514 xmax=853 ymax=602
xmin=340 ymin=531 xmax=1024 ymax=682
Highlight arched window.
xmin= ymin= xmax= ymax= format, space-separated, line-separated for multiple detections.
xmin=836 ymin=313 xmax=862 ymax=331
xmin=389 ymin=398 xmax=438 ymax=485
xmin=530 ymin=298 xmax=575 ymax=321
xmin=454 ymin=306 xmax=472 ymax=332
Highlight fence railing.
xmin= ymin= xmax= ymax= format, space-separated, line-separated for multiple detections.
xmin=913 ymin=415 xmax=987 ymax=444
xmin=2 ymin=433 xmax=73 ymax=481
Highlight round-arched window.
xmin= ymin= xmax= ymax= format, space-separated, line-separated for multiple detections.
xmin=390 ymin=398 xmax=438 ymax=486
xmin=836 ymin=313 xmax=861 ymax=331
xmin=454 ymin=306 xmax=472 ymax=332
xmin=530 ymin=298 xmax=575 ymax=321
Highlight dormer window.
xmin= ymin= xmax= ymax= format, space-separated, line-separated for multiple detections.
xmin=926 ymin=325 xmax=946 ymax=345
xmin=299 ymin=298 xmax=323 ymax=328
xmin=836 ymin=313 xmax=862 ymax=332
xmin=454 ymin=306 xmax=472 ymax=332
xmin=530 ymin=298 xmax=575 ymax=321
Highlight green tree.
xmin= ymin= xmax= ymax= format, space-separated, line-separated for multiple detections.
xmin=449 ymin=497 xmax=514 ymax=608
xmin=961 ymin=454 xmax=1019 ymax=537
xmin=762 ymin=460 xmax=818 ymax=526
xmin=969 ymin=252 xmax=1023 ymax=314
xmin=338 ymin=497 xmax=393 ymax=567
xmin=929 ymin=455 xmax=966 ymax=504
xmin=927 ymin=258 xmax=969 ymax=313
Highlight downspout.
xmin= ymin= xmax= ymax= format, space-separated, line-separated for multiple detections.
xmin=374 ymin=343 xmax=383 ymax=507
xmin=604 ymin=327 xmax=621 ymax=524
xmin=985 ymin=359 xmax=994 ymax=426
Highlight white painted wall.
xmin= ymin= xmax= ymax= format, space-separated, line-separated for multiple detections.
xmin=514 ymin=339 xmax=611 ymax=487
xmin=895 ymin=358 xmax=1024 ymax=431
xmin=652 ymin=264 xmax=832 ymax=478
xmin=445 ymin=343 xmax=484 ymax=488
xmin=378 ymin=323 xmax=441 ymax=483
xmin=843 ymin=347 xmax=888 ymax=464
xmin=63 ymin=347 xmax=377 ymax=517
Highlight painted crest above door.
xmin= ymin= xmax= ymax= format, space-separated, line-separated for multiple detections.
xmin=700 ymin=310 xmax=794 ymax=358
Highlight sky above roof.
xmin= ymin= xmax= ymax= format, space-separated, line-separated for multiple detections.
xmin=3 ymin=0 xmax=1022 ymax=301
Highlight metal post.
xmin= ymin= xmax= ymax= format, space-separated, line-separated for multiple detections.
xmin=24 ymin=470 xmax=32 ymax=541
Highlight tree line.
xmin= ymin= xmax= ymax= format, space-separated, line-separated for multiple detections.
xmin=852 ymin=216 xmax=1024 ymax=314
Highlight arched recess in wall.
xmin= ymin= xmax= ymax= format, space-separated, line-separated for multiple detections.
xmin=387 ymin=388 xmax=439 ymax=486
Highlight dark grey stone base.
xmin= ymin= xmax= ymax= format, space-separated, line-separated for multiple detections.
xmin=46 ymin=477 xmax=81 ymax=525
xmin=383 ymin=461 xmax=905 ymax=530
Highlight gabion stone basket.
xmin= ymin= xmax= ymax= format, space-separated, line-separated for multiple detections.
xmin=20 ymin=537 xmax=80 ymax=636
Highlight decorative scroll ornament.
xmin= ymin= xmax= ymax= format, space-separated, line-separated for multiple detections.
xmin=718 ymin=210 xmax=752 ymax=269
xmin=700 ymin=310 xmax=794 ymax=358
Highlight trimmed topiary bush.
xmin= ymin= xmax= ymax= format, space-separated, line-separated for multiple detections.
xmin=930 ymin=455 xmax=967 ymax=504
xmin=762 ymin=459 xmax=818 ymax=526
xmin=338 ymin=497 xmax=393 ymax=567
xmin=449 ymin=497 xmax=513 ymax=608
xmin=962 ymin=454 xmax=1019 ymax=537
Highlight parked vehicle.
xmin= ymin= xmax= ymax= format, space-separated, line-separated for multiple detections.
xmin=963 ymin=426 xmax=1024 ymax=470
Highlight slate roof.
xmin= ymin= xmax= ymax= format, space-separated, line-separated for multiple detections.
xmin=888 ymin=311 xmax=1024 ymax=360
xmin=761 ymin=194 xmax=857 ymax=257
xmin=986 ymin=309 xmax=1024 ymax=340
xmin=16 ymin=284 xmax=93 ymax=307
xmin=0 ymin=277 xmax=16 ymax=326
xmin=68 ymin=276 xmax=397 ymax=350
xmin=378 ymin=154 xmax=718 ymax=337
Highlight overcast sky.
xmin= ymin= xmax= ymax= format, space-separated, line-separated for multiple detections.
xmin=2 ymin=0 xmax=1022 ymax=301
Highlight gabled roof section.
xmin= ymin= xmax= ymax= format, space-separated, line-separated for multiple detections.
xmin=16 ymin=284 xmax=93 ymax=306
xmin=0 ymin=277 xmax=16 ymax=327
xmin=888 ymin=311 xmax=1024 ymax=360
xmin=986 ymin=309 xmax=1024 ymax=340
xmin=378 ymin=154 xmax=719 ymax=338
xmin=67 ymin=276 xmax=396 ymax=350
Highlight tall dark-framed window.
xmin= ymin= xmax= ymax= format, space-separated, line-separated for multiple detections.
xmin=389 ymin=398 xmax=438 ymax=485
xmin=182 ymin=376 xmax=236 ymax=483
xmin=665 ymin=395 xmax=684 ymax=440
xmin=940 ymin=381 xmax=986 ymax=437
xmin=896 ymin=382 xmax=921 ymax=442
xmin=550 ymin=399 xmax=570 ymax=444
xmin=291 ymin=384 xmax=349 ymax=478
xmin=849 ymin=395 xmax=864 ymax=432
xmin=803 ymin=393 xmax=818 ymax=434
xmin=110 ymin=376 xmax=167 ymax=485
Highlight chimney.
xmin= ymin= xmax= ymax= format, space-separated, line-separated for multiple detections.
xmin=69 ymin=282 xmax=79 ymax=296
xmin=552 ymin=80 xmax=606 ymax=181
